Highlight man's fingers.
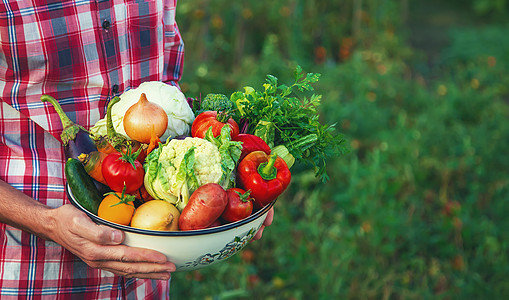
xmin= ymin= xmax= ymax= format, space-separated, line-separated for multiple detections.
xmin=82 ymin=244 xmax=170 ymax=265
xmin=94 ymin=260 xmax=175 ymax=279
xmin=104 ymin=268 xmax=172 ymax=280
xmin=82 ymin=245 xmax=176 ymax=279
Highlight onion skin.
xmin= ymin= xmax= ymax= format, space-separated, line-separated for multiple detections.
xmin=123 ymin=93 xmax=168 ymax=144
xmin=130 ymin=200 xmax=180 ymax=231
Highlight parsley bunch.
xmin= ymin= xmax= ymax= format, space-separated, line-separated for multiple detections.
xmin=231 ymin=65 xmax=348 ymax=182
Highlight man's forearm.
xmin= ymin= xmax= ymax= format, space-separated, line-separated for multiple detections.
xmin=0 ymin=179 xmax=54 ymax=240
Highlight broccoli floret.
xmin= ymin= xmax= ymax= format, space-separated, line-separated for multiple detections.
xmin=200 ymin=93 xmax=234 ymax=112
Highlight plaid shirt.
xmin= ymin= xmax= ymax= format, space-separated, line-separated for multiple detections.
xmin=0 ymin=0 xmax=184 ymax=298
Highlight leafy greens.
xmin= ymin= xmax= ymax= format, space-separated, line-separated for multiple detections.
xmin=231 ymin=65 xmax=348 ymax=182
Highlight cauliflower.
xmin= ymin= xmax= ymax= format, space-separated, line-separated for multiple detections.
xmin=144 ymin=126 xmax=242 ymax=211
xmin=90 ymin=81 xmax=195 ymax=142
xmin=144 ymin=137 xmax=223 ymax=211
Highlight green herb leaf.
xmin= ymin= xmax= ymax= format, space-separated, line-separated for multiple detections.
xmin=230 ymin=65 xmax=348 ymax=182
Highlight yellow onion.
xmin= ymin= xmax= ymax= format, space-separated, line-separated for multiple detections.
xmin=130 ymin=200 xmax=180 ymax=231
xmin=123 ymin=93 xmax=168 ymax=144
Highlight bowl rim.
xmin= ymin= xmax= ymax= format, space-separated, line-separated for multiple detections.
xmin=66 ymin=183 xmax=276 ymax=236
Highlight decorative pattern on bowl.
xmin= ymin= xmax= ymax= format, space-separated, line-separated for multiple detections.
xmin=182 ymin=227 xmax=258 ymax=269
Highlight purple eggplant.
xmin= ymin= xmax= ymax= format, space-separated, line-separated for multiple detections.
xmin=40 ymin=95 xmax=111 ymax=194
xmin=40 ymin=95 xmax=97 ymax=159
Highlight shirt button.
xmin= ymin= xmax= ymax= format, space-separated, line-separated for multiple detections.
xmin=111 ymin=84 xmax=119 ymax=94
xmin=102 ymin=20 xmax=111 ymax=30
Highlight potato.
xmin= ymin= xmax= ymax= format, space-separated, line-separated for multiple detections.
xmin=179 ymin=183 xmax=228 ymax=231
xmin=131 ymin=200 xmax=180 ymax=231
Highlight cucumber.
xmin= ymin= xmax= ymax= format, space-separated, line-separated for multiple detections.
xmin=65 ymin=158 xmax=102 ymax=214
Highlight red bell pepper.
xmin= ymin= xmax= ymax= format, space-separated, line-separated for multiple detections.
xmin=237 ymin=151 xmax=291 ymax=208
xmin=232 ymin=133 xmax=271 ymax=161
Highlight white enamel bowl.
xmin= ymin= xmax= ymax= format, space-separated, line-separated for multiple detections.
xmin=66 ymin=184 xmax=274 ymax=271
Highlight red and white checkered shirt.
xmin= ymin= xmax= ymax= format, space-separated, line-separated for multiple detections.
xmin=0 ymin=0 xmax=184 ymax=298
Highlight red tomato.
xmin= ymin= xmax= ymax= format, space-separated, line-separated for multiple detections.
xmin=221 ymin=188 xmax=254 ymax=223
xmin=101 ymin=151 xmax=145 ymax=194
xmin=191 ymin=111 xmax=239 ymax=139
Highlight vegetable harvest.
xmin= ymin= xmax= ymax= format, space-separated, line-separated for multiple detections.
xmin=48 ymin=66 xmax=345 ymax=234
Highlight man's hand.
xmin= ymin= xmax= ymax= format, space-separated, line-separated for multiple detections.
xmin=47 ymin=204 xmax=175 ymax=280
xmin=1 ymin=180 xmax=175 ymax=280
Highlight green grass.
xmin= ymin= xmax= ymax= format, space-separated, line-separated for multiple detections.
xmin=171 ymin=1 xmax=509 ymax=299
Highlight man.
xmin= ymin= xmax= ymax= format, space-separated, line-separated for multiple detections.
xmin=0 ymin=1 xmax=272 ymax=298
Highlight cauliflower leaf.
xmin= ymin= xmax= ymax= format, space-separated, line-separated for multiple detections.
xmin=203 ymin=126 xmax=242 ymax=189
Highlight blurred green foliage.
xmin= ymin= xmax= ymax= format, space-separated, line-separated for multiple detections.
xmin=171 ymin=0 xmax=509 ymax=299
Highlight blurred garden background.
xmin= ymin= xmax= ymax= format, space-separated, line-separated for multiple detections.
xmin=171 ymin=0 xmax=509 ymax=299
